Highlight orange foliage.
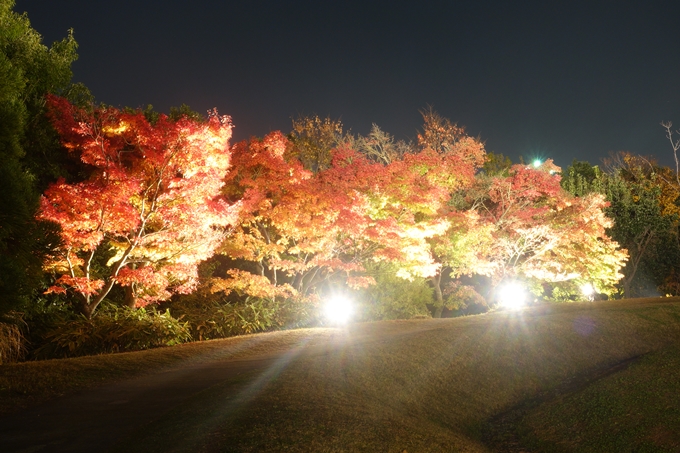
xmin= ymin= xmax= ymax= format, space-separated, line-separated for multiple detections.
xmin=38 ymin=96 xmax=237 ymax=317
xmin=473 ymin=160 xmax=626 ymax=292
xmin=217 ymin=122 xmax=487 ymax=300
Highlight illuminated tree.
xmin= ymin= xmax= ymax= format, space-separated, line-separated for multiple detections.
xmin=288 ymin=115 xmax=344 ymax=173
xmin=412 ymin=109 xmax=488 ymax=315
xmin=472 ymin=160 xmax=626 ymax=298
xmin=217 ymin=134 xmax=418 ymax=301
xmin=351 ymin=123 xmax=411 ymax=165
xmin=565 ymin=155 xmax=680 ymax=297
xmin=38 ymin=96 xmax=237 ymax=317
xmin=215 ymin=117 xmax=489 ymax=308
xmin=215 ymin=131 xmax=349 ymax=300
xmin=428 ymin=209 xmax=496 ymax=314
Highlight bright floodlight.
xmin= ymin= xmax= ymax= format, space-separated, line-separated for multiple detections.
xmin=498 ymin=281 xmax=527 ymax=310
xmin=533 ymin=159 xmax=542 ymax=168
xmin=581 ymin=283 xmax=595 ymax=301
xmin=323 ymin=295 xmax=354 ymax=325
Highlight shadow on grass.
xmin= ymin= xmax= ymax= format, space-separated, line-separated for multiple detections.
xmin=483 ymin=343 xmax=680 ymax=453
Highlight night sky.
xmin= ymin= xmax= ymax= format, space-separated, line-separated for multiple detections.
xmin=16 ymin=0 xmax=680 ymax=169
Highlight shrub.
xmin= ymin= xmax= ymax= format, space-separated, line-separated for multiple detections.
xmin=443 ymin=281 xmax=487 ymax=311
xmin=31 ymin=303 xmax=191 ymax=359
xmin=359 ymin=264 xmax=433 ymax=320
xmin=168 ymin=293 xmax=313 ymax=341
xmin=18 ymin=298 xmax=76 ymax=347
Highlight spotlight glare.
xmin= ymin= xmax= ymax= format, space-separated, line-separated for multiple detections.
xmin=323 ymin=295 xmax=354 ymax=324
xmin=581 ymin=283 xmax=595 ymax=301
xmin=533 ymin=159 xmax=542 ymax=168
xmin=498 ymin=281 xmax=527 ymax=310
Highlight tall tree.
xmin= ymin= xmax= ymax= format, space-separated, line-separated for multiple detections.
xmin=215 ymin=120 xmax=487 ymax=307
xmin=0 ymin=0 xmax=79 ymax=313
xmin=565 ymin=155 xmax=680 ymax=297
xmin=482 ymin=151 xmax=513 ymax=176
xmin=288 ymin=115 xmax=344 ymax=173
xmin=413 ymin=109 xmax=487 ymax=316
xmin=38 ymin=97 xmax=237 ymax=317
xmin=216 ymin=132 xmax=440 ymax=301
xmin=471 ymin=160 xmax=626 ymax=299
xmin=599 ymin=154 xmax=678 ymax=297
xmin=215 ymin=131 xmax=353 ymax=300
xmin=351 ymin=123 xmax=411 ymax=165
xmin=560 ymin=159 xmax=603 ymax=197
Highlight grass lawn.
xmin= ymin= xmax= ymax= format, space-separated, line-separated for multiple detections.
xmin=515 ymin=344 xmax=680 ymax=452
xmin=3 ymin=297 xmax=680 ymax=452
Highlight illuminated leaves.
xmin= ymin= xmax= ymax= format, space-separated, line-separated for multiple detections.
xmin=471 ymin=160 xmax=627 ymax=294
xmin=40 ymin=98 xmax=628 ymax=315
xmin=38 ymin=97 xmax=236 ymax=317
xmin=217 ymin=122 xmax=489 ymax=301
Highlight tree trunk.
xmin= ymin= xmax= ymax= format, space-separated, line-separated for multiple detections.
xmin=124 ymin=284 xmax=136 ymax=308
xmin=431 ymin=273 xmax=444 ymax=318
xmin=622 ymin=280 xmax=631 ymax=299
xmin=78 ymin=299 xmax=94 ymax=319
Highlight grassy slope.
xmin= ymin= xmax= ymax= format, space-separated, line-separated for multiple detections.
xmin=0 ymin=327 xmax=342 ymax=415
xmin=115 ymin=297 xmax=680 ymax=452
xmin=518 ymin=343 xmax=680 ymax=452
xmin=3 ymin=297 xmax=680 ymax=452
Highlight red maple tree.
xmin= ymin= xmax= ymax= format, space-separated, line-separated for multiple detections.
xmin=215 ymin=133 xmax=378 ymax=301
xmin=215 ymin=123 xmax=487 ymax=304
xmin=472 ymin=160 xmax=626 ymax=297
xmin=38 ymin=96 xmax=237 ymax=317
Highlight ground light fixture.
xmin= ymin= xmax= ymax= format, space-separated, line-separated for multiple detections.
xmin=498 ymin=281 xmax=527 ymax=310
xmin=323 ymin=294 xmax=355 ymax=325
xmin=581 ymin=283 xmax=596 ymax=301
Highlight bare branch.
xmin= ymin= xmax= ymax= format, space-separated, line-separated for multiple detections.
xmin=662 ymin=121 xmax=680 ymax=186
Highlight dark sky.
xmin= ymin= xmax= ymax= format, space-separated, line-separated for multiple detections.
xmin=16 ymin=0 xmax=680 ymax=169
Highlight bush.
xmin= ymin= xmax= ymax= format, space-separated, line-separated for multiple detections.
xmin=168 ymin=293 xmax=313 ymax=341
xmin=359 ymin=264 xmax=433 ymax=320
xmin=443 ymin=281 xmax=487 ymax=311
xmin=18 ymin=298 xmax=75 ymax=346
xmin=31 ymin=303 xmax=191 ymax=359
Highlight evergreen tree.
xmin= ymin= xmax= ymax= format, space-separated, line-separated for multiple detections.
xmin=0 ymin=0 xmax=79 ymax=313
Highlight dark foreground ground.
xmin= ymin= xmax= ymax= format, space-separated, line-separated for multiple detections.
xmin=0 ymin=320 xmax=448 ymax=453
xmin=3 ymin=298 xmax=680 ymax=453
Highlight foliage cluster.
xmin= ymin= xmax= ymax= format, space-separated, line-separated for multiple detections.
xmin=38 ymin=97 xmax=237 ymax=318
xmin=11 ymin=1 xmax=680 ymax=362
xmin=2 ymin=293 xmax=307 ymax=361
xmin=443 ymin=280 xmax=487 ymax=311
xmin=27 ymin=303 xmax=191 ymax=360
xmin=25 ymin=94 xmax=633 ymax=341
xmin=167 ymin=292 xmax=313 ymax=341
xmin=356 ymin=263 xmax=433 ymax=320
xmin=0 ymin=0 xmax=80 ymax=314
xmin=563 ymin=153 xmax=680 ymax=298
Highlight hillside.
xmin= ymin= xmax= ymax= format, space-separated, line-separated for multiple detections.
xmin=2 ymin=297 xmax=680 ymax=452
